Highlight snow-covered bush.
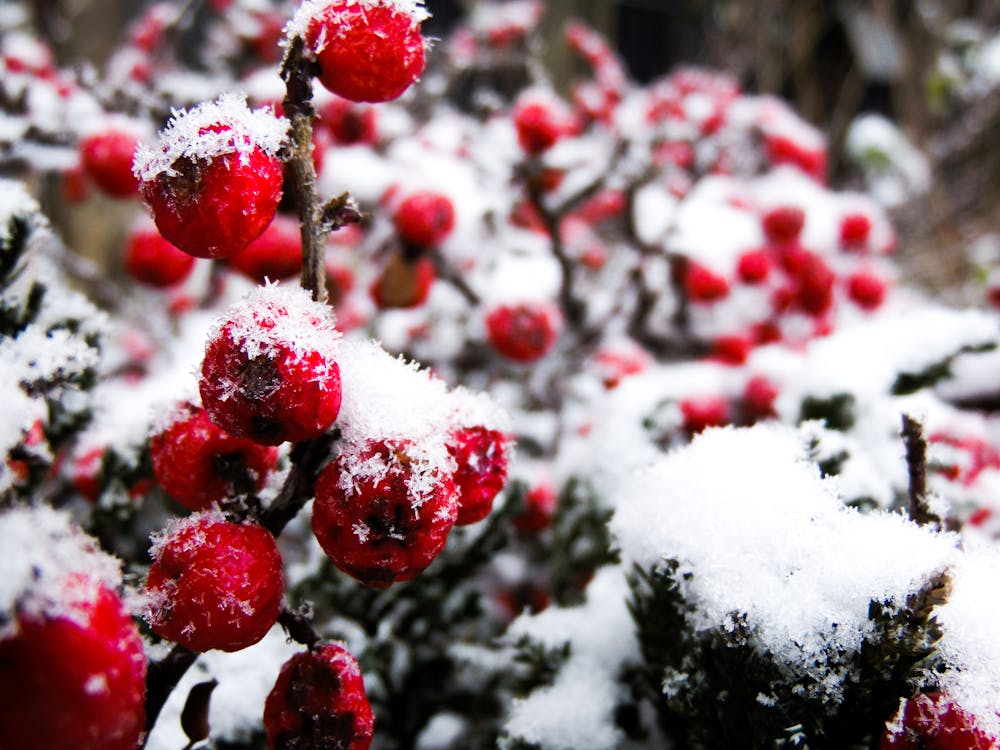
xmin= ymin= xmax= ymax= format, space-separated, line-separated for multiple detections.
xmin=2 ymin=1 xmax=1000 ymax=749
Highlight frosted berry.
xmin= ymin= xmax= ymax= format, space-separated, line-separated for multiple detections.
xmin=485 ymin=302 xmax=560 ymax=362
xmin=512 ymin=483 xmax=557 ymax=533
xmin=448 ymin=425 xmax=509 ymax=525
xmin=684 ymin=261 xmax=730 ymax=304
xmin=133 ymin=95 xmax=288 ymax=259
xmin=145 ymin=515 xmax=284 ymax=652
xmin=226 ymin=214 xmax=303 ymax=283
xmin=150 ymin=403 xmax=279 ymax=510
xmin=124 ymin=224 xmax=195 ymax=287
xmin=762 ymin=205 xmax=805 ymax=246
xmin=879 ymin=693 xmax=996 ymax=750
xmin=513 ymin=95 xmax=573 ymax=155
xmin=393 ymin=191 xmax=456 ymax=248
xmin=847 ymin=270 xmax=887 ymax=311
xmin=200 ymin=286 xmax=342 ymax=445
xmin=263 ymin=643 xmax=374 ymax=750
xmin=312 ymin=439 xmax=459 ymax=587
xmin=302 ymin=0 xmax=428 ymax=103
xmin=0 ymin=575 xmax=146 ymax=750
xmin=680 ymin=396 xmax=730 ymax=434
xmin=370 ymin=253 xmax=436 ymax=309
xmin=736 ymin=249 xmax=772 ymax=285
xmin=80 ymin=128 xmax=141 ymax=199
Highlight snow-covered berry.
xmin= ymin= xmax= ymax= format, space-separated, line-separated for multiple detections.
xmin=513 ymin=92 xmax=574 ymax=155
xmin=736 ymin=249 xmax=772 ymax=285
xmin=226 ymin=214 xmax=303 ymax=283
xmin=133 ymin=94 xmax=287 ymax=259
xmin=762 ymin=205 xmax=805 ymax=246
xmin=485 ymin=302 xmax=560 ymax=362
xmin=80 ymin=128 xmax=141 ymax=199
xmin=684 ymin=261 xmax=730 ymax=304
xmin=448 ymin=425 xmax=509 ymax=525
xmin=150 ymin=403 xmax=279 ymax=510
xmin=263 ymin=643 xmax=374 ymax=750
xmin=312 ymin=438 xmax=459 ymax=587
xmin=145 ymin=514 xmax=284 ymax=652
xmin=123 ymin=223 xmax=195 ymax=287
xmin=370 ymin=253 xmax=436 ymax=309
xmin=879 ymin=693 xmax=996 ymax=750
xmin=393 ymin=191 xmax=456 ymax=248
xmin=298 ymin=0 xmax=429 ymax=103
xmin=199 ymin=285 xmax=342 ymax=445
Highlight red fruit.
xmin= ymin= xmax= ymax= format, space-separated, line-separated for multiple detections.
xmin=370 ymin=254 xmax=436 ymax=309
xmin=762 ymin=205 xmax=805 ymax=246
xmin=303 ymin=0 xmax=427 ymax=103
xmin=684 ymin=261 xmax=730 ymax=304
xmin=711 ymin=333 xmax=752 ymax=365
xmin=134 ymin=96 xmax=287 ymax=259
xmin=319 ymin=96 xmax=378 ymax=144
xmin=742 ymin=376 xmax=778 ymax=422
xmin=72 ymin=446 xmax=105 ymax=502
xmin=513 ymin=98 xmax=572 ymax=155
xmin=736 ymin=249 xmax=772 ymax=284
xmin=199 ymin=286 xmax=342 ymax=445
xmin=794 ymin=252 xmax=835 ymax=317
xmin=680 ymin=396 xmax=730 ymax=434
xmin=448 ymin=425 xmax=509 ymax=525
xmin=839 ymin=212 xmax=872 ymax=250
xmin=393 ymin=192 xmax=456 ymax=248
xmin=263 ymin=643 xmax=373 ymax=750
xmin=150 ymin=403 xmax=279 ymax=510
xmin=847 ymin=270 xmax=887 ymax=311
xmin=512 ymin=483 xmax=557 ymax=533
xmin=60 ymin=165 xmax=90 ymax=204
xmin=0 ymin=576 xmax=146 ymax=750
xmin=79 ymin=129 xmax=141 ymax=199
xmin=226 ymin=215 xmax=303 ymax=282
xmin=764 ymin=134 xmax=827 ymax=180
xmin=145 ymin=515 xmax=284 ymax=652
xmin=485 ymin=303 xmax=560 ymax=362
xmin=312 ymin=439 xmax=459 ymax=587
xmin=879 ymin=693 xmax=996 ymax=750
xmin=124 ymin=225 xmax=195 ymax=287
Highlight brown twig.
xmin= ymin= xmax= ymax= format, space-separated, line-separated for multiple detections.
xmin=901 ymin=414 xmax=941 ymax=529
xmin=278 ymin=603 xmax=324 ymax=650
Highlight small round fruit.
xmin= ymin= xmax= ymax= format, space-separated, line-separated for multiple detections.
xmin=124 ymin=225 xmax=195 ymax=287
xmin=513 ymin=95 xmax=573 ymax=155
xmin=684 ymin=261 xmax=730 ymax=304
xmin=448 ymin=425 xmax=509 ymax=525
xmin=485 ymin=302 xmax=560 ymax=362
xmin=762 ymin=205 xmax=805 ymax=246
xmin=263 ymin=643 xmax=374 ymax=750
xmin=145 ymin=515 xmax=284 ymax=652
xmin=80 ymin=128 xmax=141 ymax=199
xmin=393 ymin=191 xmax=455 ymax=248
xmin=226 ymin=214 xmax=303 ymax=283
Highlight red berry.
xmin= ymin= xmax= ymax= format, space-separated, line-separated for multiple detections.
xmin=684 ymin=261 xmax=730 ymax=304
xmin=150 ymin=403 xmax=279 ymax=510
xmin=847 ymin=270 xmax=887 ymax=311
xmin=485 ymin=302 xmax=560 ymax=362
xmin=736 ymin=249 xmax=772 ymax=284
xmin=513 ymin=96 xmax=572 ymax=155
xmin=680 ymin=396 xmax=730 ymax=434
xmin=839 ymin=212 xmax=872 ymax=250
xmin=200 ymin=286 xmax=342 ymax=445
xmin=370 ymin=254 xmax=436 ymax=309
xmin=263 ymin=643 xmax=373 ymax=750
xmin=512 ymin=483 xmax=557 ymax=533
xmin=742 ymin=376 xmax=778 ymax=422
xmin=879 ymin=693 xmax=996 ymax=750
xmin=60 ymin=165 xmax=90 ymax=204
xmin=762 ymin=205 xmax=805 ymax=245
xmin=0 ymin=575 xmax=146 ymax=750
xmin=124 ymin=224 xmax=195 ymax=287
xmin=72 ymin=446 xmax=105 ymax=502
xmin=393 ymin=191 xmax=456 ymax=248
xmin=448 ymin=425 xmax=509 ymax=525
xmin=226 ymin=214 xmax=303 ymax=283
xmin=319 ymin=96 xmax=378 ymax=144
xmin=80 ymin=129 xmax=141 ymax=199
xmin=764 ymin=134 xmax=827 ymax=180
xmin=711 ymin=333 xmax=752 ymax=365
xmin=134 ymin=96 xmax=287 ymax=259
xmin=303 ymin=0 xmax=427 ymax=103
xmin=793 ymin=251 xmax=835 ymax=317
xmin=312 ymin=439 xmax=459 ymax=587
xmin=145 ymin=515 xmax=284 ymax=652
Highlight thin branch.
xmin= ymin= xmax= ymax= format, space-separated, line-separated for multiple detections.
xmin=141 ymin=644 xmax=199 ymax=744
xmin=260 ymin=431 xmax=338 ymax=537
xmin=901 ymin=414 xmax=941 ymax=529
xmin=278 ymin=602 xmax=324 ymax=650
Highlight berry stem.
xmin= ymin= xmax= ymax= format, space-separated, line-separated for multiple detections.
xmin=281 ymin=35 xmax=327 ymax=303
xmin=901 ymin=414 xmax=941 ymax=529
xmin=260 ymin=430 xmax=338 ymax=537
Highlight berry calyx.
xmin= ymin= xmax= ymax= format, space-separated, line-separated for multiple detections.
xmin=150 ymin=403 xmax=279 ymax=510
xmin=370 ymin=253 xmax=436 ymax=309
xmin=762 ymin=205 xmax=805 ymax=246
xmin=879 ymin=693 xmax=996 ymax=750
xmin=145 ymin=514 xmax=284 ymax=652
xmin=312 ymin=438 xmax=459 ymax=587
xmin=199 ymin=285 xmax=343 ymax=446
xmin=485 ymin=302 xmax=560 ymax=362
xmin=80 ymin=128 xmax=141 ymax=199
xmin=133 ymin=95 xmax=288 ymax=259
xmin=300 ymin=0 xmax=429 ymax=103
xmin=226 ymin=214 xmax=303 ymax=283
xmin=448 ymin=425 xmax=509 ymax=525
xmin=393 ymin=191 xmax=456 ymax=248
xmin=123 ymin=224 xmax=195 ymax=287
xmin=263 ymin=643 xmax=374 ymax=750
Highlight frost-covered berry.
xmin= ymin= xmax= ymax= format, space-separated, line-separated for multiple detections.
xmin=762 ymin=205 xmax=805 ymax=246
xmin=80 ymin=127 xmax=142 ymax=199
xmin=393 ymin=191 xmax=456 ymax=248
xmin=145 ymin=514 xmax=284 ymax=652
xmin=513 ymin=92 xmax=574 ymax=155
xmin=124 ymin=223 xmax=195 ymax=287
xmin=0 ymin=509 xmax=146 ymax=750
xmin=485 ymin=302 xmax=560 ymax=362
xmin=448 ymin=425 xmax=509 ymax=525
xmin=879 ymin=693 xmax=996 ymax=750
xmin=133 ymin=94 xmax=287 ymax=259
xmin=847 ymin=269 xmax=887 ymax=311
xmin=263 ymin=643 xmax=374 ymax=750
xmin=512 ymin=483 xmax=557 ymax=533
xmin=226 ymin=214 xmax=303 ymax=283
xmin=312 ymin=439 xmax=459 ymax=587
xmin=684 ymin=261 xmax=730 ymax=304
xmin=150 ymin=403 xmax=279 ymax=510
xmin=370 ymin=253 xmax=436 ymax=309
xmin=199 ymin=285 xmax=342 ymax=445
xmin=298 ymin=0 xmax=429 ymax=103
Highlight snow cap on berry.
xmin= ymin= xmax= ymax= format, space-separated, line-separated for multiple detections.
xmin=132 ymin=93 xmax=288 ymax=184
xmin=0 ymin=506 xmax=122 ymax=638
xmin=285 ymin=0 xmax=431 ymax=47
